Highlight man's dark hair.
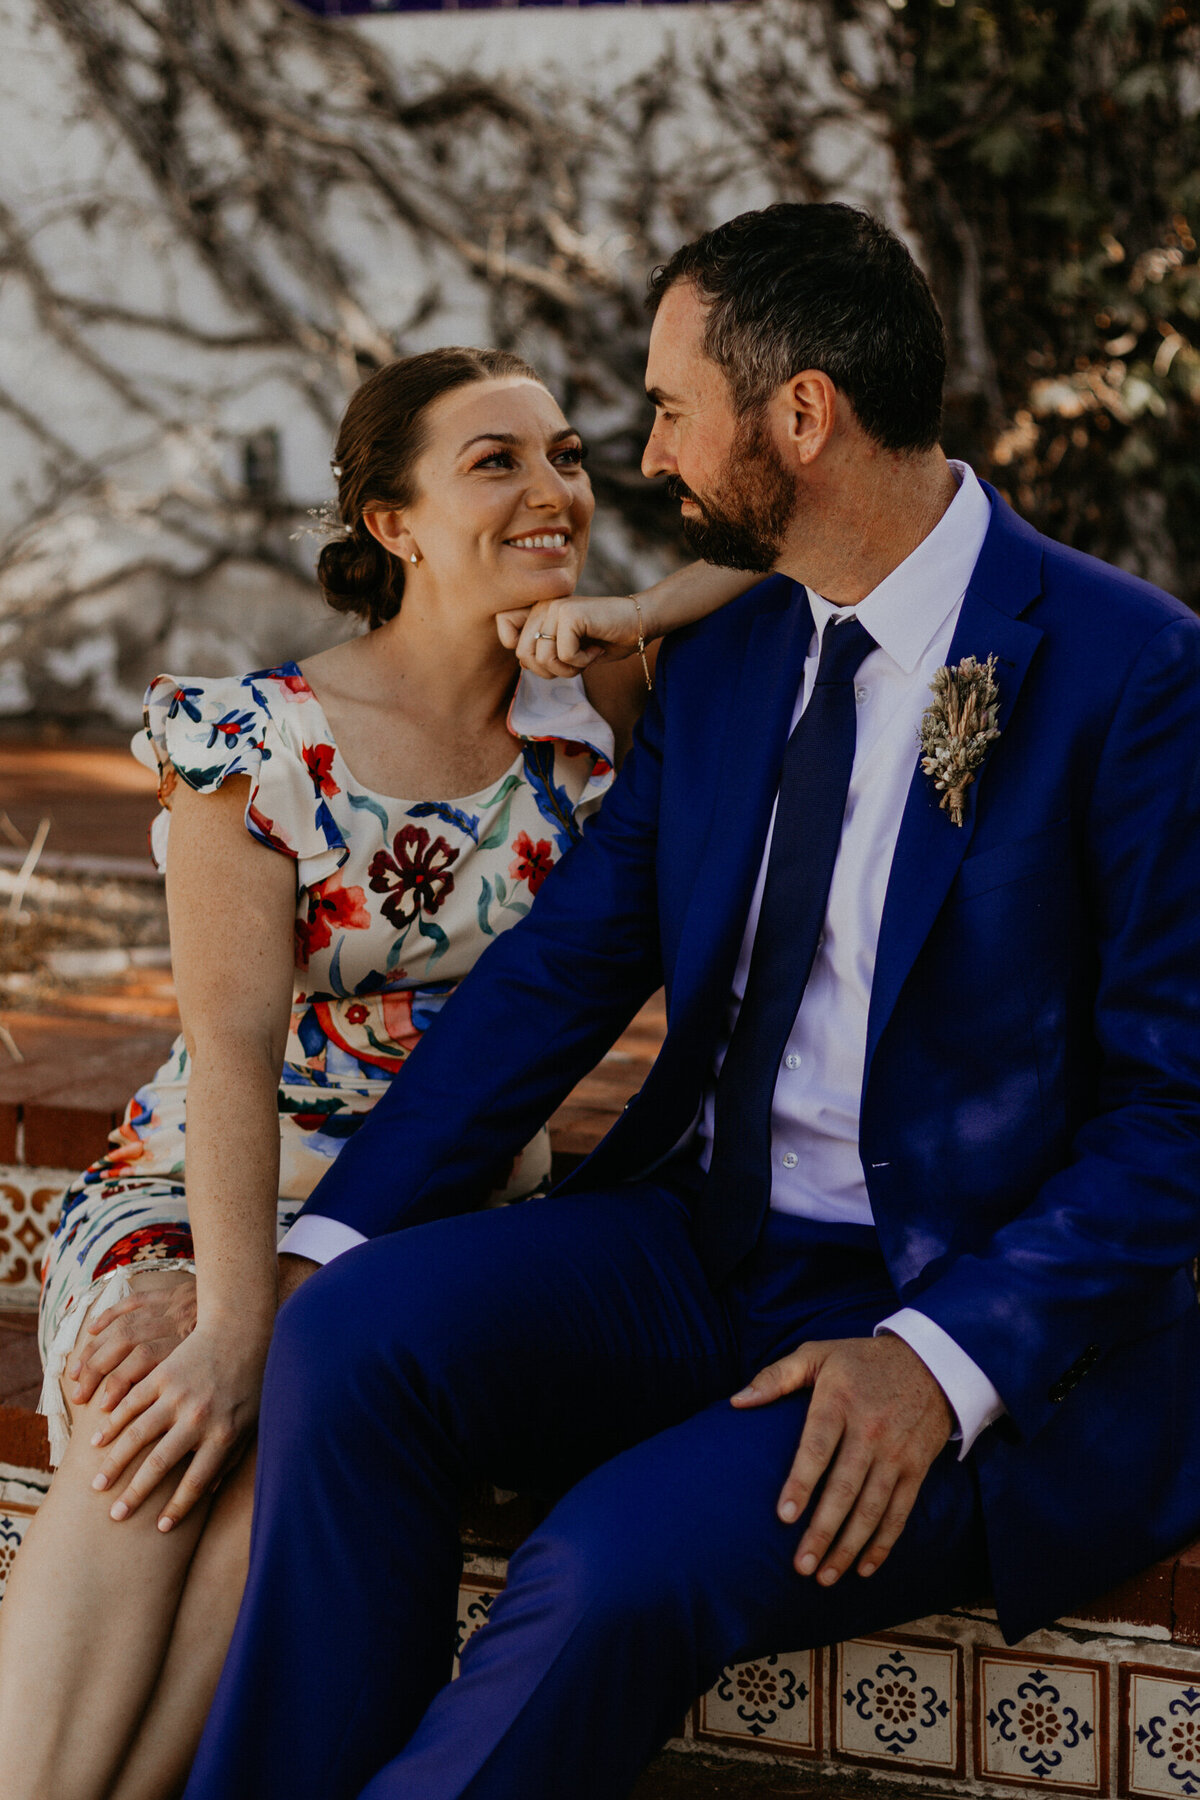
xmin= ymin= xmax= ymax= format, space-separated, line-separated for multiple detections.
xmin=648 ymin=203 xmax=946 ymax=454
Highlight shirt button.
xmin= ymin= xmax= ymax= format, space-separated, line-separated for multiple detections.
xmin=785 ymin=1053 xmax=801 ymax=1069
xmin=855 ymin=686 xmax=868 ymax=702
xmin=781 ymin=1151 xmax=799 ymax=1169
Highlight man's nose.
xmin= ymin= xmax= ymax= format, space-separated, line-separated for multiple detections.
xmin=641 ymin=418 xmax=674 ymax=480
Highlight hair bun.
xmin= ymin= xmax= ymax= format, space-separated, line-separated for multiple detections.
xmin=317 ymin=532 xmax=400 ymax=630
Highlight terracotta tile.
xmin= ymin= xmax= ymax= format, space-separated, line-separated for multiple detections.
xmin=23 ymin=1104 xmax=114 ymax=1170
xmin=1173 ymin=1543 xmax=1200 ymax=1647
xmin=1072 ymin=1558 xmax=1175 ymax=1634
xmin=0 ymin=1106 xmax=16 ymax=1163
xmin=0 ymin=1404 xmax=50 ymax=1472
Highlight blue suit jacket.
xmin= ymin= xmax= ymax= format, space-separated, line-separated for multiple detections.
xmin=300 ymin=488 xmax=1200 ymax=1642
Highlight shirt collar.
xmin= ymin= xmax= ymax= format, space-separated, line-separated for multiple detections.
xmin=804 ymin=461 xmax=992 ymax=674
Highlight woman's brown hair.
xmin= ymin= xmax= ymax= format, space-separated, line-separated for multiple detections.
xmin=318 ymin=346 xmax=542 ymax=630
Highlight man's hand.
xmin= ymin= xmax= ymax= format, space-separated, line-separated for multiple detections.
xmin=731 ymin=1336 xmax=953 ymax=1585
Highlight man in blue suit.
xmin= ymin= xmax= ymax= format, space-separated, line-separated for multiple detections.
xmin=185 ymin=204 xmax=1200 ymax=1800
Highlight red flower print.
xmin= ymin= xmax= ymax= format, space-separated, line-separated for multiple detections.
xmin=248 ymin=801 xmax=296 ymax=859
xmin=509 ymin=831 xmax=554 ymax=895
xmin=368 ymin=826 xmax=459 ymax=928
xmin=303 ymin=742 xmax=340 ymax=799
xmin=295 ymin=870 xmax=371 ymax=966
xmin=345 ymin=1003 xmax=369 ymax=1025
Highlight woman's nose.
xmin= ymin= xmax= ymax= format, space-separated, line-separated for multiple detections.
xmin=527 ymin=461 xmax=574 ymax=508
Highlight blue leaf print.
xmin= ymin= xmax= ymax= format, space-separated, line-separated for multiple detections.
xmin=386 ymin=924 xmax=413 ymax=971
xmin=521 ymin=741 xmax=582 ymax=854
xmin=313 ymin=798 xmax=344 ymax=853
xmin=476 ymin=774 xmax=525 ymax=851
xmin=408 ymin=800 xmax=480 ymax=842
xmin=477 ymin=876 xmax=495 ymax=937
xmin=418 ymin=917 xmax=450 ymax=967
xmin=328 ymin=938 xmax=349 ymax=998
xmin=347 ymin=790 xmax=390 ymax=835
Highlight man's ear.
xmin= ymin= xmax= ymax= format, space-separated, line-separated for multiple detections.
xmin=778 ymin=370 xmax=838 ymax=466
xmin=363 ymin=508 xmax=417 ymax=563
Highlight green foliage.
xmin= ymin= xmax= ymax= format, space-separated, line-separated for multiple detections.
xmin=853 ymin=0 xmax=1200 ymax=599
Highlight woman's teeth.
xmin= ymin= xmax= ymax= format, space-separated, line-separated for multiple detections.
xmin=509 ymin=533 xmax=569 ymax=550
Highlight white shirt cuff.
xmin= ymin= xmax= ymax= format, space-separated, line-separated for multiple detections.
xmin=278 ymin=1215 xmax=368 ymax=1266
xmin=876 ymin=1307 xmax=1006 ymax=1459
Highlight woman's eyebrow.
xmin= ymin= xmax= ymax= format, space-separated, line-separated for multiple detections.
xmin=457 ymin=426 xmax=581 ymax=456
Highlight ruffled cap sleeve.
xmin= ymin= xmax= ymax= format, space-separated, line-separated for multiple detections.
xmin=140 ymin=670 xmax=348 ymax=891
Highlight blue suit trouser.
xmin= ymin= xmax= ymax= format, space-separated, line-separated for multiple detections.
xmin=183 ymin=1179 xmax=989 ymax=1800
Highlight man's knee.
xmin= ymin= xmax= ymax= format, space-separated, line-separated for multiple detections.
xmin=266 ymin=1235 xmax=464 ymax=1416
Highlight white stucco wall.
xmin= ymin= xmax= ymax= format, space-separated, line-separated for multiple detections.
xmin=0 ymin=0 xmax=898 ymax=728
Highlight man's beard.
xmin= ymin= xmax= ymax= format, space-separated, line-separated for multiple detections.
xmin=670 ymin=410 xmax=797 ymax=573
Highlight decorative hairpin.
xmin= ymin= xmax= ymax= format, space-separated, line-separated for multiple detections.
xmin=290 ymin=502 xmax=349 ymax=543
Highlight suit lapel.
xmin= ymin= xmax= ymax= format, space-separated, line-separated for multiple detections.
xmin=864 ymin=492 xmax=1046 ymax=1079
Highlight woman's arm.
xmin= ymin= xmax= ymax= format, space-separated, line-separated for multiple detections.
xmin=496 ymin=562 xmax=759 ymax=762
xmin=85 ymin=775 xmax=298 ymax=1528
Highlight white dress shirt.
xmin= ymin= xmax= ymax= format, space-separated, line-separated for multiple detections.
xmin=693 ymin=460 xmax=1003 ymax=1454
xmin=285 ymin=463 xmax=1006 ymax=1455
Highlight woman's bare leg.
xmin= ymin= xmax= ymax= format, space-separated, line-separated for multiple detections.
xmin=105 ymin=1448 xmax=255 ymax=1800
xmin=0 ymin=1274 xmax=211 ymax=1800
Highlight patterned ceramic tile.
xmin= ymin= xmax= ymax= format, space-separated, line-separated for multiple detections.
xmin=453 ymin=1572 xmax=504 ymax=1678
xmin=695 ymin=1649 xmax=821 ymax=1757
xmin=977 ymin=1648 xmax=1108 ymax=1794
xmin=0 ymin=1166 xmax=68 ymax=1307
xmin=1122 ymin=1664 xmax=1200 ymax=1798
xmin=833 ymin=1634 xmax=964 ymax=1775
xmin=0 ymin=1463 xmax=49 ymax=1601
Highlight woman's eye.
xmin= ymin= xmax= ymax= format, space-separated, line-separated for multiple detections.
xmin=555 ymin=444 xmax=588 ymax=466
xmin=474 ymin=450 xmax=515 ymax=471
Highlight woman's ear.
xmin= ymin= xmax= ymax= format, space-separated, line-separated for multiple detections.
xmin=363 ymin=508 xmax=418 ymax=564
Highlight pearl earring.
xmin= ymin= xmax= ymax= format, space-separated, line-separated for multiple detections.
xmin=409 ymin=552 xmax=419 ymax=565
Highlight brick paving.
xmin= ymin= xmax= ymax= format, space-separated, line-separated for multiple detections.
xmin=0 ymin=743 xmax=158 ymax=863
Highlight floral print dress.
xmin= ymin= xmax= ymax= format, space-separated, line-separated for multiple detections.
xmin=37 ymin=662 xmax=615 ymax=1463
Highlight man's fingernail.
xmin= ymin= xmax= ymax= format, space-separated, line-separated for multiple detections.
xmin=820 ymin=1566 xmax=839 ymax=1585
xmin=158 ymin=1516 xmax=173 ymax=1534
xmin=860 ymin=1562 xmax=877 ymax=1577
xmin=731 ymin=1386 xmax=756 ymax=1403
xmin=91 ymin=1473 xmax=108 ymax=1491
xmin=798 ymin=1552 xmax=817 ymax=1575
xmin=110 ymin=1501 xmax=128 ymax=1521
xmin=779 ymin=1499 xmax=798 ymax=1523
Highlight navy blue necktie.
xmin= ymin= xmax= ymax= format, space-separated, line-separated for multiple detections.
xmin=695 ymin=613 xmax=877 ymax=1282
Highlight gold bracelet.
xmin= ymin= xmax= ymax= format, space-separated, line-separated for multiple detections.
xmin=631 ymin=596 xmax=654 ymax=692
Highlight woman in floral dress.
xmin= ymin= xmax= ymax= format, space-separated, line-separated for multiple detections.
xmin=0 ymin=347 xmax=750 ymax=1800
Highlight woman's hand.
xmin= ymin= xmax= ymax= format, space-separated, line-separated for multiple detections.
xmin=68 ymin=1276 xmax=198 ymax=1413
xmin=88 ymin=1319 xmax=272 ymax=1532
xmin=496 ymin=596 xmax=642 ymax=680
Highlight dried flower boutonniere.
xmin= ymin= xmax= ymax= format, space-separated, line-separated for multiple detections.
xmin=919 ymin=654 xmax=1001 ymax=827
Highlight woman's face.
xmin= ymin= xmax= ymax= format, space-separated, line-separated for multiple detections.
xmin=380 ymin=377 xmax=594 ymax=616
